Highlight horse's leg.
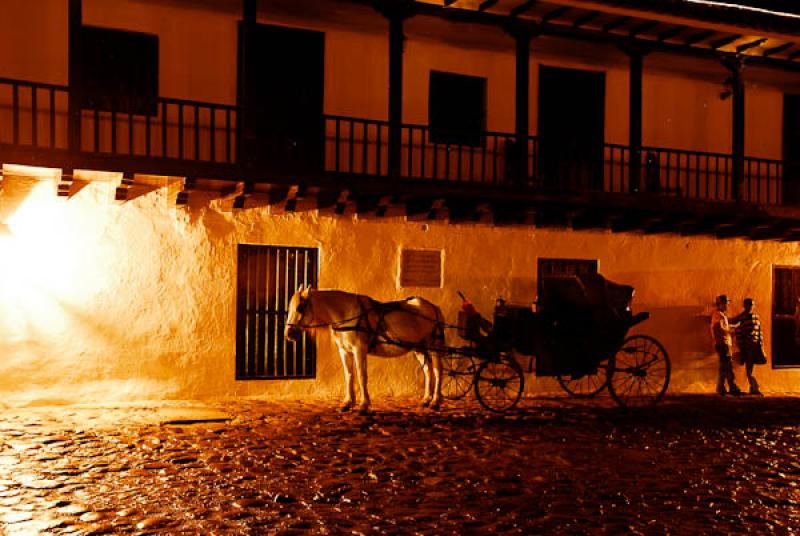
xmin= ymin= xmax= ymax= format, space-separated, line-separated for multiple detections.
xmin=429 ymin=351 xmax=443 ymax=410
xmin=338 ymin=348 xmax=355 ymax=411
xmin=353 ymin=348 xmax=370 ymax=414
xmin=416 ymin=352 xmax=432 ymax=407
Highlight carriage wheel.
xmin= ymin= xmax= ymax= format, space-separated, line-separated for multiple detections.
xmin=557 ymin=363 xmax=609 ymax=398
xmin=608 ymin=335 xmax=670 ymax=408
xmin=474 ymin=354 xmax=525 ymax=413
xmin=441 ymin=351 xmax=477 ymax=401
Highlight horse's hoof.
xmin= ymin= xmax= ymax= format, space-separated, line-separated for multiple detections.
xmin=421 ymin=399 xmax=431 ymax=408
xmin=357 ymin=406 xmax=370 ymax=416
xmin=428 ymin=400 xmax=441 ymax=410
xmin=340 ymin=403 xmax=353 ymax=412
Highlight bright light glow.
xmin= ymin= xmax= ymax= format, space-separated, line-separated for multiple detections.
xmin=0 ymin=184 xmax=84 ymax=336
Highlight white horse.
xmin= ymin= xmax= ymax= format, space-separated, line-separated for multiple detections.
xmin=285 ymin=286 xmax=445 ymax=413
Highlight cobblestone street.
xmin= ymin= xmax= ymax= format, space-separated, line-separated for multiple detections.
xmin=1 ymin=395 xmax=799 ymax=535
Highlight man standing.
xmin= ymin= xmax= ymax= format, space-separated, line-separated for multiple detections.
xmin=710 ymin=295 xmax=742 ymax=396
xmin=733 ymin=298 xmax=765 ymax=395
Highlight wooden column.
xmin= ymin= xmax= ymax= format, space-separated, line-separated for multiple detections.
xmin=68 ymin=0 xmax=82 ymax=152
xmin=724 ymin=57 xmax=746 ymax=201
xmin=506 ymin=23 xmax=537 ymax=184
xmin=237 ymin=0 xmax=257 ymax=168
xmin=624 ymin=45 xmax=649 ymax=193
xmin=388 ymin=14 xmax=404 ymax=179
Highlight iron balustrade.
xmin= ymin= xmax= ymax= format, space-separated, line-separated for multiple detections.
xmin=0 ymin=77 xmax=69 ymax=149
xmin=0 ymin=83 xmax=796 ymax=208
xmin=323 ymin=115 xmax=538 ymax=185
xmin=82 ymin=96 xmax=237 ymax=163
xmin=0 ymin=77 xmax=237 ymax=164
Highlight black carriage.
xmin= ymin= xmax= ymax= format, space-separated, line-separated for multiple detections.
xmin=441 ymin=273 xmax=670 ymax=412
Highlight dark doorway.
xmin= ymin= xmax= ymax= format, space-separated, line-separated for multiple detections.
xmin=782 ymin=94 xmax=800 ymax=205
xmin=772 ymin=266 xmax=800 ymax=368
xmin=239 ymin=24 xmax=324 ymax=173
xmin=538 ymin=65 xmax=605 ymax=192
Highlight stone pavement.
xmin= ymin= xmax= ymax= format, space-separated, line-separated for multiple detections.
xmin=1 ymin=394 xmax=799 ymax=535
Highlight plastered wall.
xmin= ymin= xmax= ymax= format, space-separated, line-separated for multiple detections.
xmin=2 ymin=169 xmax=800 ymax=405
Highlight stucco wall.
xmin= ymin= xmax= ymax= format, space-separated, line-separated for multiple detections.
xmin=2 ymin=168 xmax=800 ymax=405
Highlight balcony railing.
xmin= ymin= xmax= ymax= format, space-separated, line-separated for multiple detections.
xmin=324 ymin=115 xmax=794 ymax=206
xmin=0 ymin=76 xmax=796 ymax=209
xmin=0 ymin=77 xmax=237 ymax=164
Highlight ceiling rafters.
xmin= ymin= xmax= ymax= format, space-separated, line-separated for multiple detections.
xmin=509 ymin=0 xmax=538 ymax=18
xmin=763 ymin=42 xmax=794 ymax=56
xmin=657 ymin=25 xmax=687 ymax=41
xmin=629 ymin=20 xmax=659 ymax=37
xmin=737 ymin=37 xmax=768 ymax=53
xmin=710 ymin=34 xmax=741 ymax=50
xmin=684 ymin=30 xmax=715 ymax=46
xmin=572 ymin=10 xmax=601 ymax=28
xmin=388 ymin=1 xmax=800 ymax=70
xmin=541 ymin=6 xmax=571 ymax=23
xmin=602 ymin=16 xmax=630 ymax=32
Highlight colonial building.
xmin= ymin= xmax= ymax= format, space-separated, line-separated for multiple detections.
xmin=1 ymin=0 xmax=800 ymax=404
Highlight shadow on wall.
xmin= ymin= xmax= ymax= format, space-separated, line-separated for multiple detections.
xmin=630 ymin=305 xmax=719 ymax=391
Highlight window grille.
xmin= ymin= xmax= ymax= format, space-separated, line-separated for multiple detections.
xmin=236 ymin=245 xmax=318 ymax=380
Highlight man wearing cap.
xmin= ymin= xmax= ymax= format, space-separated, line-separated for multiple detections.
xmin=711 ymin=294 xmax=742 ymax=396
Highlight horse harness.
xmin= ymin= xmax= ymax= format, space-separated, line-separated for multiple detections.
xmin=331 ymin=296 xmax=444 ymax=353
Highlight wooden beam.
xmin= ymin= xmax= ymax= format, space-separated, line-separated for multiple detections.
xmin=443 ymin=0 xmax=458 ymax=6
xmin=510 ymin=0 xmax=538 ymax=18
xmin=569 ymin=209 xmax=609 ymax=231
xmin=446 ymin=199 xmax=482 ymax=223
xmin=763 ymin=42 xmax=794 ymax=57
xmin=57 ymin=171 xmax=74 ymax=198
xmin=602 ymin=16 xmax=630 ymax=33
xmin=114 ymin=173 xmax=135 ymax=203
xmin=68 ymin=0 xmax=82 ymax=152
xmin=657 ymin=25 xmax=686 ymax=42
xmin=628 ymin=20 xmax=659 ymax=38
xmin=789 ymin=50 xmax=800 ymax=61
xmin=572 ymin=11 xmax=600 ymax=28
xmin=737 ymin=37 xmax=767 ymax=53
xmin=684 ymin=30 xmax=715 ymax=46
xmin=710 ymin=34 xmax=741 ymax=50
xmin=541 ymin=6 xmax=570 ymax=23
xmin=478 ymin=0 xmax=498 ymax=11
xmin=175 ymin=177 xmax=197 ymax=206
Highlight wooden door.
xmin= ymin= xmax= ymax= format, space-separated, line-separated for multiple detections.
xmin=782 ymin=94 xmax=800 ymax=205
xmin=240 ymin=24 xmax=324 ymax=173
xmin=538 ymin=65 xmax=605 ymax=192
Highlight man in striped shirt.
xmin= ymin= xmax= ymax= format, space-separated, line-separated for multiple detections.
xmin=733 ymin=298 xmax=765 ymax=395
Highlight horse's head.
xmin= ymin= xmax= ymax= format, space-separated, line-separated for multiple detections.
xmin=285 ymin=285 xmax=312 ymax=342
